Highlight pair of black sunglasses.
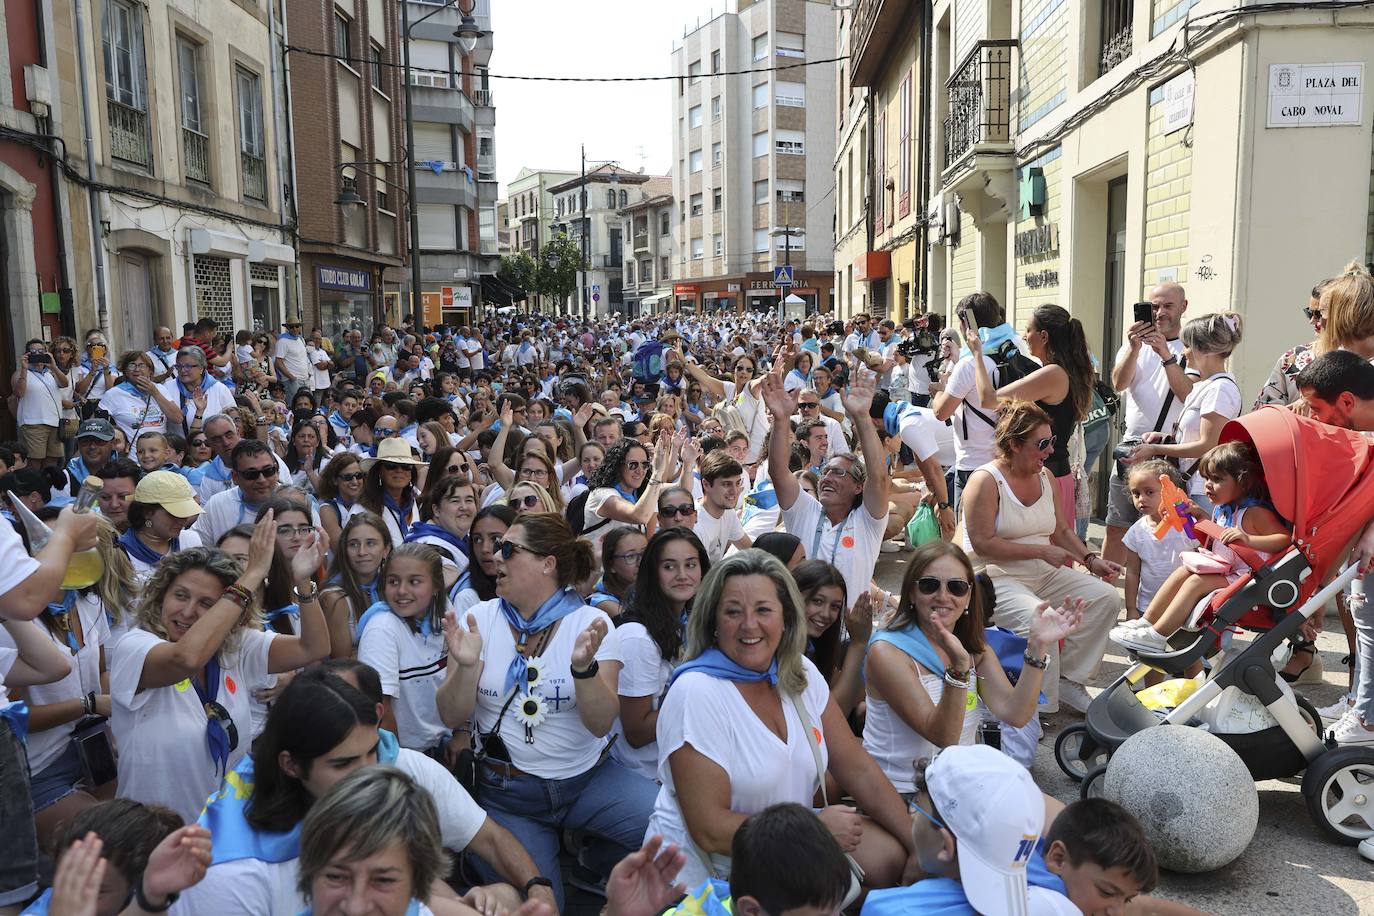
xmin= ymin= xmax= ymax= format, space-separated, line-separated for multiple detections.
xmin=238 ymin=464 xmax=278 ymax=480
xmin=914 ymin=577 xmax=972 ymax=598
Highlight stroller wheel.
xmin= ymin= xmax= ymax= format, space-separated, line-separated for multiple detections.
xmin=1080 ymin=763 xmax=1109 ymax=801
xmin=1055 ymin=723 xmax=1109 ymax=782
xmin=1302 ymin=746 xmax=1374 ymax=844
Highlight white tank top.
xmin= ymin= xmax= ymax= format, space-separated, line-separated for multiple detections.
xmin=863 ymin=669 xmax=985 ymax=793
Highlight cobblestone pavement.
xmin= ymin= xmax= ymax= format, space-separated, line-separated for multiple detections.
xmin=873 ymin=537 xmax=1374 ymax=916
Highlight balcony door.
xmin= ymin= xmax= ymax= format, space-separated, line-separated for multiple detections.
xmin=117 ymin=251 xmax=155 ymax=355
xmin=1094 ymin=176 xmax=1130 ymax=516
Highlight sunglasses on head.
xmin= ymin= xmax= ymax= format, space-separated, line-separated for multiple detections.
xmin=237 ymin=464 xmax=278 ymax=480
xmin=507 ymin=494 xmax=542 ymax=509
xmin=493 ymin=537 xmax=543 ymax=559
xmin=914 ymin=576 xmax=972 ymax=598
xmin=660 ymin=503 xmax=696 ymax=519
xmin=338 ymin=471 xmax=366 ymax=482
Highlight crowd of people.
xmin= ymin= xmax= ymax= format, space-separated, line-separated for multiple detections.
xmin=1 ymin=260 xmax=1373 ymax=916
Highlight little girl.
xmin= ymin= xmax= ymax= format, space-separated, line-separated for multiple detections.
xmin=356 ymin=543 xmax=451 ymax=757
xmin=1120 ymin=460 xmax=1197 ymax=621
xmin=1112 ymin=441 xmax=1290 ymax=654
xmin=320 ymin=511 xmax=392 ymax=656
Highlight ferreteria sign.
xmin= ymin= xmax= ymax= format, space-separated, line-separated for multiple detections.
xmin=1268 ymin=62 xmax=1364 ymax=127
xmin=1014 ymin=224 xmax=1059 ymax=259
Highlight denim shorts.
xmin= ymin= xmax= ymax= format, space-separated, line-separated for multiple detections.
xmin=0 ymin=718 xmax=39 ymax=905
xmin=30 ymin=739 xmax=85 ymax=812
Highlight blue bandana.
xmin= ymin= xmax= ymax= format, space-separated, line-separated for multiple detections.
xmin=45 ymin=590 xmax=81 ymax=652
xmin=497 ymin=587 xmax=586 ymax=695
xmin=204 ymin=455 xmax=233 ymax=483
xmin=668 ymin=646 xmax=778 ymax=691
xmin=958 ymin=321 xmax=1018 ymax=360
xmin=883 ymin=401 xmax=920 ymax=438
xmin=383 ymin=493 xmax=414 ymax=539
xmin=266 ymin=604 xmax=300 ymax=628
xmin=868 ymin=625 xmax=944 ymax=676
xmin=176 ymin=373 xmax=216 ymax=399
xmin=115 ymin=380 xmax=145 ymax=398
xmin=405 ymin=523 xmax=468 ymax=561
xmin=355 ymin=599 xmax=432 ymax=640
xmin=118 ymin=528 xmax=178 ymax=567
xmin=67 ymin=455 xmax=91 ymax=487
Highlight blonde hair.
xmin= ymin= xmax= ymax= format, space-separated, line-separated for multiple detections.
xmin=993 ymin=399 xmax=1053 ymax=460
xmin=507 ymin=481 xmax=561 ymax=513
xmin=131 ymin=547 xmax=259 ymax=656
xmin=1318 ymin=260 xmax=1374 ymax=354
xmin=83 ymin=516 xmax=137 ymax=629
xmin=1180 ymin=311 xmax=1243 ymax=357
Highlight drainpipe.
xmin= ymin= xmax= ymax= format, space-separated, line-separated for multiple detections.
xmin=268 ymin=0 xmax=302 ymax=318
xmin=916 ymin=0 xmax=933 ymax=314
xmin=32 ymin=0 xmax=75 ymax=336
xmin=72 ymin=0 xmax=110 ymax=340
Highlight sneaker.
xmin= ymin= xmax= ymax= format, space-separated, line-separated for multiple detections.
xmin=880 ymin=539 xmax=904 ymax=553
xmin=1319 ymin=696 xmax=1355 ymax=721
xmin=1113 ymin=626 xmax=1171 ymax=654
xmin=1117 ymin=617 xmax=1152 ymax=631
xmin=1329 ymin=710 xmax=1374 ymax=746
xmin=1360 ymin=836 xmax=1374 ymax=862
xmin=1059 ymin=681 xmax=1095 ymax=714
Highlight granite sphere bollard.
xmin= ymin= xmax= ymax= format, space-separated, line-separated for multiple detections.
xmin=1103 ymin=725 xmax=1259 ymax=872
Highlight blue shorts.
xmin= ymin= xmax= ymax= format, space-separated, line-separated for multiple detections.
xmin=30 ymin=740 xmax=85 ymax=812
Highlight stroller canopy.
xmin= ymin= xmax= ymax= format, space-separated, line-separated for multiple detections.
xmin=1220 ymin=406 xmax=1374 ymax=576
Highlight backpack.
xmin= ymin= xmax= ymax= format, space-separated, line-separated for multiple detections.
xmin=961 ymin=339 xmax=1040 ymax=432
xmin=566 ymin=488 xmax=611 ymax=538
xmin=632 ymin=341 xmax=665 ymax=385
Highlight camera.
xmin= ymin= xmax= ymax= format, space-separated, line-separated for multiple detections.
xmin=26 ymin=351 xmax=52 ymax=365
xmin=896 ymin=313 xmax=944 ymax=360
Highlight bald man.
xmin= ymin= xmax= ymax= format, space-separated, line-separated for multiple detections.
xmin=147 ymin=326 xmax=177 ymax=382
xmin=1104 ymin=282 xmax=1196 ymax=564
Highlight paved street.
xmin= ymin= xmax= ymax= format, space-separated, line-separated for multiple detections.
xmin=872 ymin=535 xmax=1374 ymax=916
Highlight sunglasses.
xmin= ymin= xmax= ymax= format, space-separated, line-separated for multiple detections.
xmin=205 ymin=700 xmax=241 ymax=754
xmin=237 ymin=464 xmax=279 ymax=480
xmin=660 ymin=503 xmax=696 ymax=519
xmin=493 ymin=537 xmax=543 ymax=559
xmin=1035 ymin=435 xmax=1056 ymax=452
xmin=799 ymin=402 xmax=820 ymax=410
xmin=57 ymin=347 xmax=75 ymax=354
xmin=445 ymin=464 xmax=464 ymax=475
xmin=190 ymin=439 xmax=208 ymax=447
xmin=914 ymin=576 xmax=972 ymax=598
xmin=374 ymin=426 xmax=398 ymax=436
xmin=624 ymin=460 xmax=650 ymax=471
xmin=507 ymin=494 xmax=543 ymax=509
xmin=1303 ymin=307 xmax=1325 ymax=321
xmin=276 ymin=524 xmax=314 ymax=539
xmin=338 ymin=471 xmax=367 ymax=483
xmin=380 ymin=462 xmax=414 ymax=472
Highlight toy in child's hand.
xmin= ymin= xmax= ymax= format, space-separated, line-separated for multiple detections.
xmin=1153 ymin=474 xmax=1197 ymax=541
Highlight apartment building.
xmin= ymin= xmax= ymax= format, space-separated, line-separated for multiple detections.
xmin=28 ymin=0 xmax=296 ymax=356
xmin=888 ymin=0 xmax=1374 ymax=398
xmin=670 ymin=0 xmax=836 ymax=315
xmin=549 ymin=164 xmax=662 ymax=317
xmin=406 ymin=0 xmax=502 ymax=328
xmin=618 ymin=178 xmax=676 ymax=315
xmin=505 ymin=167 xmax=578 ymax=256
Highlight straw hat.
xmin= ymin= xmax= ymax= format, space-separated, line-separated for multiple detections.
xmin=360 ymin=438 xmax=428 ymax=470
xmin=133 ymin=470 xmax=203 ymax=519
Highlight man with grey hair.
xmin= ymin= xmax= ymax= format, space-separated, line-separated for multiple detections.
xmin=197 ymin=411 xmax=289 ymax=501
xmin=1103 ymin=282 xmax=1196 ymax=564
xmin=147 ymin=325 xmax=178 ymax=382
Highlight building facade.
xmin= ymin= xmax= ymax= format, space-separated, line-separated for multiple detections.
xmin=670 ymin=0 xmax=837 ymax=315
xmin=505 ymin=167 xmax=577 ymax=256
xmin=891 ymin=0 xmax=1374 ymax=398
xmin=406 ymin=0 xmax=500 ymax=329
xmin=618 ymin=178 xmax=676 ymax=315
xmin=288 ymin=0 xmax=407 ymax=338
xmin=549 ymin=164 xmax=660 ymax=317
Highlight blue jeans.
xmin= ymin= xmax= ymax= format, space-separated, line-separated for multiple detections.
xmin=471 ymin=754 xmax=658 ymax=909
xmin=951 ymin=468 xmax=976 ymax=515
xmin=1355 ymin=575 xmax=1374 ymax=722
xmin=0 ymin=718 xmax=38 ymax=905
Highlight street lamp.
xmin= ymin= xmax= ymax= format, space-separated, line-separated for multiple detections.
xmin=454 ymin=12 xmax=484 ymax=54
xmin=334 ymin=160 xmax=410 ymax=209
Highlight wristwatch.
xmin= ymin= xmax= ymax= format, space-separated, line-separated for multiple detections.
xmin=571 ymin=659 xmax=600 ymax=680
xmin=937 ymin=501 xmax=952 ymax=511
xmin=1023 ymin=651 xmax=1051 ymax=670
xmin=1161 ymin=355 xmax=1179 ymax=367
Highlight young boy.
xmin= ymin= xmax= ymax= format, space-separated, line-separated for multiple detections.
xmin=695 ymin=450 xmax=752 ymax=562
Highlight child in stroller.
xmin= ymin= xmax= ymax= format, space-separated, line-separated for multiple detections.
xmin=1112 ymin=441 xmax=1291 ymax=654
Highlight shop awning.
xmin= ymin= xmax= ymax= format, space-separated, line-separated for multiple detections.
xmin=642 ymin=293 xmax=670 ymax=309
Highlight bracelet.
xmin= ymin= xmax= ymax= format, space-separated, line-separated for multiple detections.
xmin=134 ymin=878 xmax=177 ymax=913
xmin=222 ymin=583 xmax=253 ymax=609
xmin=81 ymin=692 xmax=94 ymax=716
xmin=293 ymin=581 xmax=320 ymax=602
xmin=1023 ymin=651 xmax=1051 ymax=670
xmin=523 ymin=876 xmax=554 ymax=898
xmin=1082 ymin=551 xmax=1099 ymax=567
xmin=1161 ymin=355 xmax=1179 ymax=367
xmin=571 ymin=659 xmax=600 ymax=680
xmin=943 ymin=671 xmax=972 ymax=690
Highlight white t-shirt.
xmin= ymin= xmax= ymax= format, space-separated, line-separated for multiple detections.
xmin=160 ymin=379 xmax=236 ymax=437
xmin=195 ymin=454 xmax=292 ymax=503
xmin=194 ymin=486 xmax=320 ymax=546
xmin=172 ymin=748 xmax=485 ymax=916
xmin=306 ymin=346 xmax=333 ymax=389
xmin=611 ymin=622 xmax=674 ymax=781
xmin=1174 ymin=372 xmax=1242 ymax=497
xmin=273 ymin=335 xmax=310 ymax=382
xmin=0 ymin=517 xmax=41 ymax=598
xmin=17 ymin=368 xmax=63 ymax=427
xmin=97 ymin=384 xmax=166 ymax=442
xmin=111 ymin=627 xmax=277 ymax=823
xmin=357 ymin=611 xmax=450 ymax=751
xmin=1122 ymin=518 xmax=1196 ymax=613
xmin=781 ymin=490 xmax=886 ymax=607
xmin=693 ymin=503 xmax=746 ymax=563
xmin=720 ymin=381 xmax=768 ymax=464
xmin=944 ymin=354 xmax=1000 ymax=471
xmin=646 ymin=656 xmax=831 ymax=888
xmin=72 ymin=363 xmax=115 ymax=403
xmin=1116 ymin=338 xmax=1187 ymax=438
xmin=410 ymin=533 xmax=471 ymax=582
xmin=584 ymin=487 xmax=642 ymax=553
xmin=464 ymin=598 xmax=622 ymax=780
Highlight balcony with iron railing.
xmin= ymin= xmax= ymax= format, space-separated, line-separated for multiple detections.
xmin=849 ymin=0 xmax=914 ymax=87
xmin=943 ymin=40 xmax=1015 ymax=171
xmin=241 ymin=152 xmax=267 ymax=201
xmin=183 ymin=128 xmax=210 ymax=184
xmin=472 ymin=88 xmax=493 ymax=106
xmin=1099 ymin=0 xmax=1134 ymax=75
xmin=108 ymin=99 xmax=150 ymax=168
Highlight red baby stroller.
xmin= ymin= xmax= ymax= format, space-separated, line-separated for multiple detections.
xmin=1056 ymin=407 xmax=1374 ymax=843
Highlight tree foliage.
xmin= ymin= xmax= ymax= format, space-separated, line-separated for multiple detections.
xmin=499 ymin=235 xmax=585 ymax=309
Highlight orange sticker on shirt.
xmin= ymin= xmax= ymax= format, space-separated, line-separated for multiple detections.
xmin=842 ymin=536 xmax=855 ymax=549
xmin=813 ymin=727 xmax=824 ymax=745
xmin=224 ymin=676 xmax=237 ymax=694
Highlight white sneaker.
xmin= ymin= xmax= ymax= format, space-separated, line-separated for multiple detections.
xmin=1319 ymin=696 xmax=1355 ymax=721
xmin=1360 ymin=836 xmax=1374 ymax=862
xmin=1114 ymin=626 xmax=1171 ymax=654
xmin=1329 ymin=710 xmax=1374 ymax=746
xmin=1117 ymin=617 xmax=1152 ymax=631
xmin=1059 ymin=681 xmax=1095 ymax=714
xmin=880 ymin=540 xmax=904 ymax=553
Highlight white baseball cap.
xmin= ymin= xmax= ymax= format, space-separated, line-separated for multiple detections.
xmin=925 ymin=745 xmax=1045 ymax=916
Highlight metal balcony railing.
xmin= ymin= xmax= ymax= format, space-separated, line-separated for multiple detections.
xmin=1099 ymin=0 xmax=1134 ymax=75
xmin=472 ymin=88 xmax=493 ymax=106
xmin=241 ymin=152 xmax=267 ymax=201
xmin=943 ymin=40 xmax=1015 ymax=169
xmin=183 ymin=128 xmax=210 ymax=184
xmin=108 ymin=99 xmax=150 ymax=167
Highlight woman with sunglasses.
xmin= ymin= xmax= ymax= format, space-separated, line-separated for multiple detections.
xmin=108 ymin=512 xmax=331 ymax=822
xmin=582 ymin=435 xmax=679 ymax=552
xmin=187 ymin=430 xmax=213 ymax=467
xmin=962 ymin=400 xmax=1122 ymax=715
xmin=435 ymin=513 xmax=658 ymax=908
xmin=668 ymin=347 xmax=769 ymax=464
xmin=318 ymin=452 xmax=367 ymax=557
xmin=505 ymin=481 xmax=561 ymax=517
xmin=611 ymin=527 xmax=710 ymax=781
xmin=589 ymin=528 xmax=647 ymax=616
xmin=320 ymin=512 xmax=392 ymax=656
xmin=407 ymin=475 xmax=478 ymax=597
xmin=451 ymin=505 xmax=516 ymax=614
xmin=358 ymin=439 xmax=427 ymax=546
xmin=863 ymin=541 xmax=1082 ymax=795
xmin=1253 ymin=277 xmax=1333 ymax=409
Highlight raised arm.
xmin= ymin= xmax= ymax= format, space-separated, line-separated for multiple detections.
xmin=486 ymin=405 xmax=517 ymax=491
xmin=842 ymin=369 xmax=889 ymax=519
xmin=1 ymin=618 xmax=72 ymax=686
xmin=436 ymin=611 xmax=485 ymax=729
xmin=760 ymin=370 xmax=800 ymax=511
xmin=668 ymin=347 xmax=726 ymax=400
xmin=266 ymin=529 xmax=333 ymax=673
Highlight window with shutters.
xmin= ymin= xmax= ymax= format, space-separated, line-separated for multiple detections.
xmin=689 ymin=150 xmax=702 ymax=173
xmin=409 ymin=39 xmax=449 ymax=88
xmin=689 ymin=105 xmax=702 ymax=128
xmin=711 ymin=96 xmax=721 ymax=120
xmin=874 ymin=110 xmax=886 ymax=230
xmin=690 ymin=193 xmax=703 ymax=216
xmin=776 ymin=179 xmax=804 ymax=204
xmin=752 ymin=83 xmax=768 ymax=110
xmin=712 ymin=142 xmax=722 ymax=167
xmin=774 ymin=129 xmax=804 ymax=156
xmin=754 ymin=180 xmax=768 ymax=204
xmin=751 ymin=35 xmax=768 ymax=61
xmin=413 ymin=123 xmax=452 ymax=168
xmin=419 ymin=203 xmax=456 ymax=250
xmin=691 ymin=238 xmax=703 ymax=259
xmin=898 ymin=73 xmax=911 ymax=218
xmin=776 ymin=32 xmax=804 ymax=59
xmin=752 ymin=132 xmax=768 ymax=157
xmin=753 ymin=229 xmax=768 ymax=252
xmin=775 ymin=82 xmax=805 ymax=108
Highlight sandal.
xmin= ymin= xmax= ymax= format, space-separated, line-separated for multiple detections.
xmin=1280 ymin=643 xmax=1324 ymax=685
